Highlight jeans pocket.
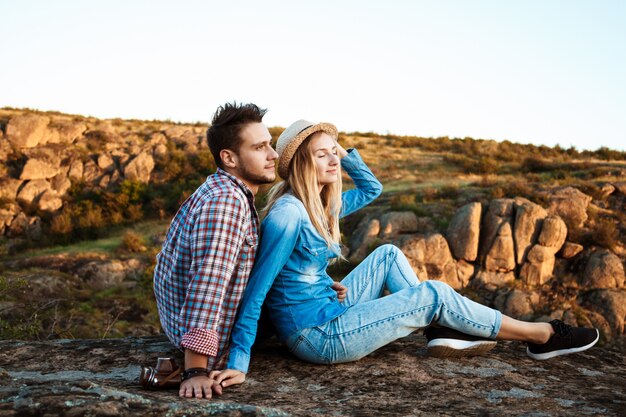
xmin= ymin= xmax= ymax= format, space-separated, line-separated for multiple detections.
xmin=289 ymin=329 xmax=331 ymax=365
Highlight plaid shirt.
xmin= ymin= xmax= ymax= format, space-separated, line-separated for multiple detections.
xmin=153 ymin=168 xmax=259 ymax=370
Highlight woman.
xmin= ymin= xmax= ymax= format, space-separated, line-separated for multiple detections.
xmin=213 ymin=120 xmax=599 ymax=388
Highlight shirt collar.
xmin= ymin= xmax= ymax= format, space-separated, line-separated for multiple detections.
xmin=216 ymin=167 xmax=255 ymax=199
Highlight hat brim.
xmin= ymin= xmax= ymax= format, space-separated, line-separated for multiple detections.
xmin=278 ymin=122 xmax=338 ymax=179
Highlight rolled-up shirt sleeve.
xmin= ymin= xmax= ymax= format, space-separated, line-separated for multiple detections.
xmin=180 ymin=193 xmax=248 ymax=356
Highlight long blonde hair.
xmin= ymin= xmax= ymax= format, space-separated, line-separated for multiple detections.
xmin=264 ymin=133 xmax=342 ymax=247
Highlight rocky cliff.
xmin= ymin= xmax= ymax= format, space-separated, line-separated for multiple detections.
xmin=1 ymin=334 xmax=624 ymax=416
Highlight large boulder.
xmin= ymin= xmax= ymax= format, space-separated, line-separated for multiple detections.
xmin=19 ymin=158 xmax=60 ymax=180
xmin=97 ymin=153 xmax=116 ymax=172
xmin=0 ymin=179 xmax=23 ymax=201
xmin=479 ymin=199 xmax=514 ymax=262
xmin=67 ymin=159 xmax=84 ymax=180
xmin=512 ymin=201 xmax=547 ymax=265
xmin=53 ymin=121 xmax=87 ymax=144
xmin=50 ymin=174 xmax=72 ymax=196
xmin=537 ymin=215 xmax=567 ymax=250
xmin=484 ymin=223 xmax=516 ymax=272
xmin=519 ymin=245 xmax=556 ymax=286
xmin=580 ymin=289 xmax=626 ymax=335
xmin=5 ymin=114 xmax=50 ymax=148
xmin=123 ymin=151 xmax=154 ymax=183
xmin=580 ymin=250 xmax=625 ymax=289
xmin=400 ymin=234 xmax=461 ymax=288
xmin=37 ymin=190 xmax=63 ymax=213
xmin=545 ymin=187 xmax=592 ymax=229
xmin=348 ymin=216 xmax=380 ymax=262
xmin=472 ymin=269 xmax=515 ymax=290
xmin=76 ymin=259 xmax=144 ymax=290
xmin=379 ymin=211 xmax=419 ymax=238
xmin=16 ymin=180 xmax=52 ymax=206
xmin=446 ymin=202 xmax=481 ymax=262
xmin=496 ymin=289 xmax=539 ymax=321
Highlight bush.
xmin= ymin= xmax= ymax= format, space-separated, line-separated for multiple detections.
xmin=120 ymin=231 xmax=146 ymax=253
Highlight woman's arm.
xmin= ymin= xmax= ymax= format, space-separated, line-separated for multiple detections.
xmin=222 ymin=203 xmax=301 ymax=377
xmin=339 ymin=147 xmax=383 ymax=218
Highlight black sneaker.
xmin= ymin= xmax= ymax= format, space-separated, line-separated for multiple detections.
xmin=424 ymin=326 xmax=497 ymax=358
xmin=526 ymin=319 xmax=599 ymax=360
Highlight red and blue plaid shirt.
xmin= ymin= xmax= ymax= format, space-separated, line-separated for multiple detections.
xmin=154 ymin=168 xmax=259 ymax=370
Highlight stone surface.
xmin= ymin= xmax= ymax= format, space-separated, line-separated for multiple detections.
xmin=479 ymin=198 xmax=514 ymax=262
xmin=76 ymin=259 xmax=144 ymax=290
xmin=37 ymin=190 xmax=63 ymax=212
xmin=580 ymin=289 xmax=626 ymax=335
xmin=519 ymin=244 xmax=557 ymax=286
xmin=124 ymin=151 xmax=155 ymax=183
xmin=67 ymin=159 xmax=84 ymax=180
xmin=446 ymin=202 xmax=481 ymax=262
xmin=559 ymin=242 xmax=583 ymax=259
xmin=5 ymin=114 xmax=50 ymax=148
xmin=379 ymin=211 xmax=419 ymax=238
xmin=19 ymin=158 xmax=60 ymax=180
xmin=97 ymin=153 xmax=115 ymax=172
xmin=485 ymin=223 xmax=516 ymax=272
xmin=513 ymin=201 xmax=547 ymax=265
xmin=16 ymin=179 xmax=51 ymax=205
xmin=537 ymin=215 xmax=567 ymax=250
xmin=546 ymin=186 xmax=592 ymax=229
xmin=472 ymin=269 xmax=515 ymax=290
xmin=581 ymin=250 xmax=626 ymax=289
xmin=0 ymin=179 xmax=23 ymax=201
xmin=2 ymin=335 xmax=623 ymax=416
xmin=348 ymin=216 xmax=380 ymax=262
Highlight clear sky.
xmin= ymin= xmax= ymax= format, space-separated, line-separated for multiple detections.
xmin=1 ymin=0 xmax=625 ymax=151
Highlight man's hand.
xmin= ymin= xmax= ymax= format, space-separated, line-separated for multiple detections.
xmin=331 ymin=282 xmax=347 ymax=302
xmin=179 ymin=373 xmax=222 ymax=399
xmin=213 ymin=369 xmax=246 ymax=389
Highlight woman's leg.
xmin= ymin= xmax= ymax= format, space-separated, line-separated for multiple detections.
xmin=497 ymin=316 xmax=553 ymax=344
xmin=339 ymin=244 xmax=419 ymax=308
xmin=289 ymin=279 xmax=501 ymax=364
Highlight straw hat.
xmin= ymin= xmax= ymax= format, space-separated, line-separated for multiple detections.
xmin=275 ymin=120 xmax=338 ymax=179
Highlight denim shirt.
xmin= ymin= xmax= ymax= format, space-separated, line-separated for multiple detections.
xmin=227 ymin=149 xmax=382 ymax=373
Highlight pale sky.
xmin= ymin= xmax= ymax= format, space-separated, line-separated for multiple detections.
xmin=1 ymin=0 xmax=625 ymax=151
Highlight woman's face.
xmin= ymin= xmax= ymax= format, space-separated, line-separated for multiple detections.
xmin=309 ymin=132 xmax=340 ymax=188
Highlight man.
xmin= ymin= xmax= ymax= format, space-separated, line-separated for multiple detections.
xmin=153 ymin=102 xmax=278 ymax=399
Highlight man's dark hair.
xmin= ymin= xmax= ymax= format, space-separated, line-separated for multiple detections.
xmin=207 ymin=102 xmax=267 ymax=169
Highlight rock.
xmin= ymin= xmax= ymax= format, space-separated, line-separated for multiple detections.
xmin=0 ymin=178 xmax=23 ymax=201
xmin=76 ymin=259 xmax=144 ymax=290
xmin=580 ymin=289 xmax=626 ymax=335
xmin=348 ymin=216 xmax=380 ymax=262
xmin=123 ymin=151 xmax=154 ymax=183
xmin=97 ymin=153 xmax=115 ymax=172
xmin=455 ymin=260 xmax=475 ymax=288
xmin=512 ymin=201 xmax=547 ymax=265
xmin=399 ymin=235 xmax=429 ymax=280
xmin=55 ymin=122 xmax=87 ymax=144
xmin=148 ymin=132 xmax=167 ymax=146
xmin=545 ymin=186 xmax=592 ymax=229
xmin=519 ymin=245 xmax=556 ymax=286
xmin=399 ymin=234 xmax=459 ymax=287
xmin=537 ymin=215 xmax=567 ymax=250
xmin=19 ymin=158 xmax=60 ymax=180
xmin=0 ymin=335 xmax=624 ymax=417
xmin=153 ymin=143 xmax=168 ymax=157
xmin=479 ymin=198 xmax=514 ymax=262
xmin=485 ymin=223 xmax=516 ymax=272
xmin=16 ymin=180 xmax=51 ymax=205
xmin=379 ymin=211 xmax=418 ymax=238
xmin=50 ymin=174 xmax=71 ymax=196
xmin=599 ymin=183 xmax=616 ymax=199
xmin=83 ymin=160 xmax=100 ymax=183
xmin=37 ymin=190 xmax=63 ymax=212
xmin=0 ymin=203 xmax=20 ymax=234
xmin=98 ymin=174 xmax=111 ymax=189
xmin=446 ymin=202 xmax=481 ymax=262
xmin=5 ymin=114 xmax=50 ymax=148
xmin=499 ymin=289 xmax=537 ymax=321
xmin=67 ymin=159 xmax=84 ymax=180
xmin=559 ymin=241 xmax=583 ymax=259
xmin=6 ymin=212 xmax=41 ymax=238
xmin=472 ymin=269 xmax=515 ymax=290
xmin=581 ymin=250 xmax=625 ymax=289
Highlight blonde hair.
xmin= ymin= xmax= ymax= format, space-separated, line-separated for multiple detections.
xmin=264 ymin=132 xmax=342 ymax=248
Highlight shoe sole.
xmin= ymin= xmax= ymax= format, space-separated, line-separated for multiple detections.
xmin=526 ymin=329 xmax=600 ymax=360
xmin=427 ymin=339 xmax=497 ymax=358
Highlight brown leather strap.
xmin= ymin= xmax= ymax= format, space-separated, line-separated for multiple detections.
xmin=158 ymin=367 xmax=181 ymax=386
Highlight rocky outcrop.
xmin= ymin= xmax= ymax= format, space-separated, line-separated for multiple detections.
xmin=19 ymin=158 xmax=60 ymax=180
xmin=5 ymin=114 xmax=50 ymax=148
xmin=1 ymin=335 xmax=624 ymax=417
xmin=123 ymin=151 xmax=155 ymax=183
xmin=581 ymin=250 xmax=625 ymax=289
xmin=513 ymin=200 xmax=547 ymax=265
xmin=379 ymin=211 xmax=418 ymax=238
xmin=545 ymin=186 xmax=592 ymax=229
xmin=446 ymin=202 xmax=481 ymax=262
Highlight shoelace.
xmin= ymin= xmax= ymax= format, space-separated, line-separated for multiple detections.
xmin=550 ymin=320 xmax=572 ymax=337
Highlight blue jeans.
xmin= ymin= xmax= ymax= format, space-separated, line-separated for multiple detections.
xmin=285 ymin=244 xmax=502 ymax=364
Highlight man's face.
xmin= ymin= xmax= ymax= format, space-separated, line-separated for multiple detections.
xmin=231 ymin=123 xmax=278 ymax=189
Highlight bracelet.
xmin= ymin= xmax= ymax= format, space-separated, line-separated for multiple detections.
xmin=182 ymin=367 xmax=209 ymax=381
